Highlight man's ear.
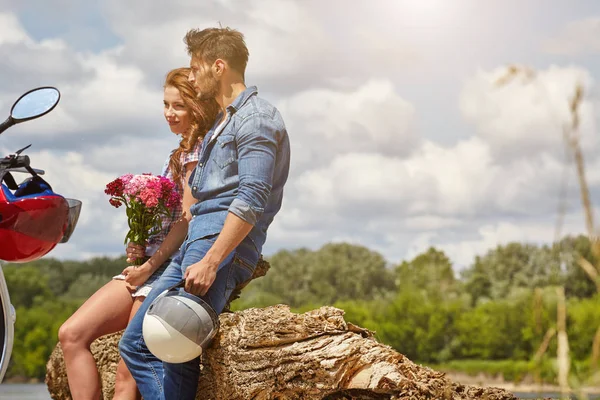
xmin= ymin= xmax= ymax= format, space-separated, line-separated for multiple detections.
xmin=213 ymin=59 xmax=226 ymax=76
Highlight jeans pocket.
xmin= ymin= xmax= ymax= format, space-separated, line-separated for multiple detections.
xmin=225 ymin=255 xmax=255 ymax=294
xmin=183 ymin=233 xmax=219 ymax=252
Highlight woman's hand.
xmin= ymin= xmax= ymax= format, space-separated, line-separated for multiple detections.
xmin=126 ymin=242 xmax=146 ymax=264
xmin=122 ymin=263 xmax=153 ymax=287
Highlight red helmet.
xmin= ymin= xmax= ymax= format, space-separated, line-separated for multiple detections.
xmin=0 ymin=171 xmax=81 ymax=263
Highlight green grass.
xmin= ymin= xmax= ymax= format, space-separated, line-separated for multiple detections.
xmin=426 ymin=359 xmax=556 ymax=383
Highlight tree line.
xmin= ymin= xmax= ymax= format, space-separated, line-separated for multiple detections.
xmin=2 ymin=235 xmax=599 ymax=383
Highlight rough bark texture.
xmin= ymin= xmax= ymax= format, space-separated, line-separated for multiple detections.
xmin=46 ymin=305 xmax=521 ymax=400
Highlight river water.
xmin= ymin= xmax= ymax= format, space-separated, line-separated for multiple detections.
xmin=0 ymin=383 xmax=598 ymax=399
xmin=0 ymin=384 xmax=51 ymax=399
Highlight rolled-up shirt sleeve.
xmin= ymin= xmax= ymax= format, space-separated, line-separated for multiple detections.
xmin=228 ymin=115 xmax=280 ymax=225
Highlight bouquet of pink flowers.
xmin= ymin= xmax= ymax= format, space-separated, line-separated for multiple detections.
xmin=105 ymin=173 xmax=181 ymax=265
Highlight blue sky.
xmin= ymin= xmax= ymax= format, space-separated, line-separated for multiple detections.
xmin=1 ymin=0 xmax=599 ymax=268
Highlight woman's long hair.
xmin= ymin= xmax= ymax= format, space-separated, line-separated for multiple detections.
xmin=164 ymin=67 xmax=219 ymax=186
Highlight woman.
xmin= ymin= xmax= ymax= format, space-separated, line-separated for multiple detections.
xmin=58 ymin=67 xmax=218 ymax=400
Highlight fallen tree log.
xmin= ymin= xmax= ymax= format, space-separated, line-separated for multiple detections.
xmin=46 ymin=304 xmax=520 ymax=400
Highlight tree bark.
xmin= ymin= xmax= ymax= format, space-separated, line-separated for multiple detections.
xmin=46 ymin=304 xmax=519 ymax=400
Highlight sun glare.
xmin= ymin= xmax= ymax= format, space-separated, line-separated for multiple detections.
xmin=396 ymin=0 xmax=456 ymax=27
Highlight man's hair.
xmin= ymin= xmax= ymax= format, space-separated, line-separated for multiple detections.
xmin=184 ymin=27 xmax=249 ymax=77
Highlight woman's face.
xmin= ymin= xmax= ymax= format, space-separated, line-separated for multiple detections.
xmin=163 ymin=86 xmax=191 ymax=135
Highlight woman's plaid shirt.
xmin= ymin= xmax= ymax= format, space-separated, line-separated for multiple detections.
xmin=145 ymin=141 xmax=201 ymax=257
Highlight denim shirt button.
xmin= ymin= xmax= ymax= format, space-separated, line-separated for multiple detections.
xmin=193 ymin=186 xmax=197 ymax=191
xmin=199 ymin=162 xmax=203 ymax=167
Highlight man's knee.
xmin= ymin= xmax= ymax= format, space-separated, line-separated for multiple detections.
xmin=118 ymin=328 xmax=138 ymax=360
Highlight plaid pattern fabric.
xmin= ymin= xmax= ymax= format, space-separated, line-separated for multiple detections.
xmin=145 ymin=141 xmax=201 ymax=256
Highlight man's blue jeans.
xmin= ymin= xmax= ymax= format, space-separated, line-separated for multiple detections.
xmin=119 ymin=235 xmax=257 ymax=400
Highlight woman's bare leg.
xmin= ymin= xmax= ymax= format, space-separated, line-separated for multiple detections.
xmin=58 ymin=280 xmax=135 ymax=400
xmin=113 ymin=296 xmax=145 ymax=400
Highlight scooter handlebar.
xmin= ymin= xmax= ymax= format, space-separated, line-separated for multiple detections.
xmin=5 ymin=166 xmax=45 ymax=175
xmin=0 ymin=155 xmax=30 ymax=169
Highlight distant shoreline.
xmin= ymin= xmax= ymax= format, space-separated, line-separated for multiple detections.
xmin=3 ymin=376 xmax=43 ymax=384
xmin=444 ymin=371 xmax=600 ymax=396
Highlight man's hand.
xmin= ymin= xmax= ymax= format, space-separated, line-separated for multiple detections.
xmin=184 ymin=259 xmax=219 ymax=296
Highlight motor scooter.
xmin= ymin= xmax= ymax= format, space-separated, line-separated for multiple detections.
xmin=0 ymin=87 xmax=82 ymax=383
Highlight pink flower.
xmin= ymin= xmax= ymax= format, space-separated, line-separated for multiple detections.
xmin=105 ymin=173 xmax=181 ymax=249
xmin=139 ymin=187 xmax=159 ymax=208
xmin=124 ymin=174 xmax=148 ymax=196
xmin=120 ymin=174 xmax=134 ymax=185
xmin=166 ymin=190 xmax=181 ymax=208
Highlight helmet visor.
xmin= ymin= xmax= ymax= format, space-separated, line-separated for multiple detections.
xmin=59 ymin=198 xmax=82 ymax=243
xmin=147 ymin=291 xmax=219 ymax=347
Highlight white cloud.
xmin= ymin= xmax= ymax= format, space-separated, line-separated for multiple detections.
xmin=543 ymin=17 xmax=600 ymax=56
xmin=0 ymin=13 xmax=28 ymax=45
xmin=291 ymin=137 xmax=492 ymax=219
xmin=0 ymin=14 xmax=167 ymax=152
xmin=279 ymin=79 xmax=417 ymax=176
xmin=460 ymin=65 xmax=598 ymax=162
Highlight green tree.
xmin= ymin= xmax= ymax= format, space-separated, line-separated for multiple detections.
xmin=553 ymin=235 xmax=598 ymax=299
xmin=259 ymin=243 xmax=395 ymax=308
xmin=309 ymin=243 xmax=395 ymax=304
xmin=63 ymin=273 xmax=112 ymax=300
xmin=259 ymin=248 xmax=316 ymax=307
xmin=463 ymin=256 xmax=492 ymax=306
xmin=395 ymin=247 xmax=456 ymax=297
xmin=454 ymin=291 xmax=536 ymax=360
xmin=462 ymin=242 xmax=562 ymax=303
xmin=8 ymin=300 xmax=79 ymax=379
xmin=3 ymin=265 xmax=53 ymax=308
xmin=373 ymin=288 xmax=466 ymax=363
xmin=566 ymin=294 xmax=600 ymax=360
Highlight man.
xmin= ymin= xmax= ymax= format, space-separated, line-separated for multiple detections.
xmin=119 ymin=26 xmax=290 ymax=400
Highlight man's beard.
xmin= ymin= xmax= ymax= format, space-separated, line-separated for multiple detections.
xmin=196 ymin=76 xmax=219 ymax=101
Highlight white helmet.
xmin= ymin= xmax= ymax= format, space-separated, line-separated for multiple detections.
xmin=142 ymin=280 xmax=219 ymax=363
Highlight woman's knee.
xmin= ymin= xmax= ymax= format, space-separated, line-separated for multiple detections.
xmin=58 ymin=319 xmax=87 ymax=349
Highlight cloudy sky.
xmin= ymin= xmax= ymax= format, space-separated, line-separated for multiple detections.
xmin=1 ymin=0 xmax=599 ymax=269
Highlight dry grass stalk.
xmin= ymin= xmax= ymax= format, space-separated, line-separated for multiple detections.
xmin=592 ymin=326 xmax=600 ymax=373
xmin=556 ymin=287 xmax=571 ymax=398
xmin=564 ymin=84 xmax=600 ymax=267
xmin=577 ymin=257 xmax=600 ymax=292
xmin=533 ymin=326 xmax=557 ymax=394
xmin=534 ymin=288 xmax=544 ymax=335
xmin=494 ymin=64 xmax=536 ymax=87
xmin=497 ymin=66 xmax=597 ymax=396
xmin=533 ymin=327 xmax=557 ymax=362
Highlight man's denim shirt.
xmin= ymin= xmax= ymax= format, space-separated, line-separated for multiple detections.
xmin=187 ymin=86 xmax=290 ymax=264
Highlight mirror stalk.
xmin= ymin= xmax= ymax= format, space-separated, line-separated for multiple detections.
xmin=0 ymin=117 xmax=15 ymax=136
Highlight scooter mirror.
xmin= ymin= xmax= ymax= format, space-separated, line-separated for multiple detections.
xmin=10 ymin=87 xmax=60 ymax=122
